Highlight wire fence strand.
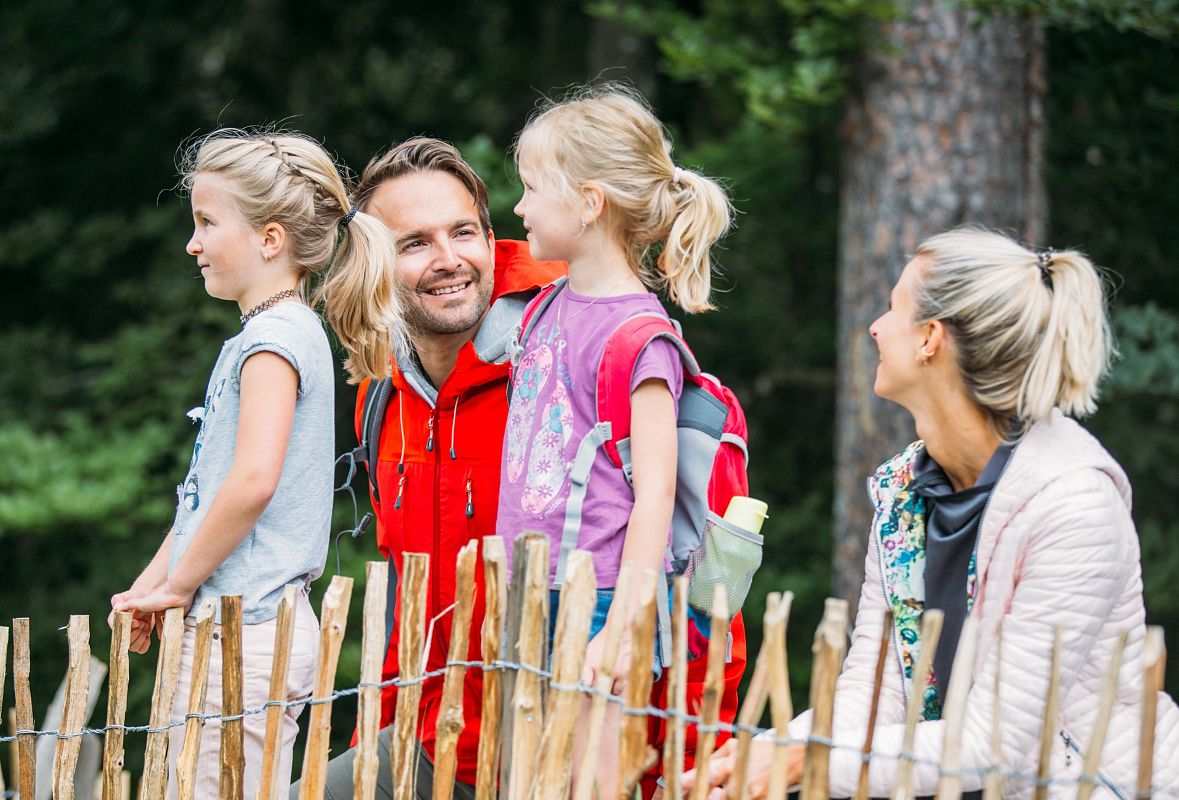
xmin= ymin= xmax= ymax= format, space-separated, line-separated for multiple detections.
xmin=0 ymin=656 xmax=1172 ymax=799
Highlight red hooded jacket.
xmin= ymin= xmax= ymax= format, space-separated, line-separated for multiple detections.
xmin=355 ymin=239 xmax=746 ymax=789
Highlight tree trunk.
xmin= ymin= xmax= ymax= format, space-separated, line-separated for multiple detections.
xmin=833 ymin=3 xmax=1046 ymax=609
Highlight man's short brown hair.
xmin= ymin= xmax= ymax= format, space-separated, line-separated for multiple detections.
xmin=355 ymin=137 xmax=491 ymax=233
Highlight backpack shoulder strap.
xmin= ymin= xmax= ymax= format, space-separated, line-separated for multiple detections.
xmin=596 ymin=313 xmax=701 ymax=467
xmin=357 ymin=377 xmax=395 ymax=503
xmin=511 ymin=276 xmax=567 ymax=366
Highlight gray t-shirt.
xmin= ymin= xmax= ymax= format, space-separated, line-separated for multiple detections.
xmin=169 ymin=302 xmax=334 ymax=624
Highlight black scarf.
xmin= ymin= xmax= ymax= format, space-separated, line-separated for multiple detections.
xmin=909 ymin=442 xmax=1012 ymax=704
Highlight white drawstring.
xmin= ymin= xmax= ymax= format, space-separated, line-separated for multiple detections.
xmin=396 ymin=391 xmax=406 ymax=474
xmin=449 ymin=396 xmax=459 ymax=459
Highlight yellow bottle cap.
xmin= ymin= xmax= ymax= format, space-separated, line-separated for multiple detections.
xmin=723 ymin=496 xmax=769 ymax=535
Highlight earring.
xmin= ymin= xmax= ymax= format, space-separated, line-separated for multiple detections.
xmin=580 ymin=219 xmax=588 ymax=230
xmin=919 ymin=346 xmax=934 ymax=365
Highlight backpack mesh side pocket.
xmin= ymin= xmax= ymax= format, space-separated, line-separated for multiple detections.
xmin=684 ymin=511 xmax=764 ymax=614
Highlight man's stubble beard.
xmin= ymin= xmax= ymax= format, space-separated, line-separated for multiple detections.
xmin=397 ymin=278 xmax=494 ymax=338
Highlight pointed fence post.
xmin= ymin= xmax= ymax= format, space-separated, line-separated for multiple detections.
xmin=298 ymin=575 xmax=354 ymax=800
xmin=52 ymin=616 xmax=91 ymax=800
xmin=500 ymin=532 xmax=544 ymax=798
xmin=220 ymin=596 xmax=245 ymax=800
xmin=476 ymin=537 xmax=508 ymax=800
xmin=935 ymin=616 xmax=980 ymax=800
xmin=434 ymin=542 xmax=479 ymax=800
xmin=353 ymin=567 xmax=388 ymax=800
xmin=389 ymin=554 xmax=429 ymax=800
xmin=1137 ymin=627 xmax=1165 ymax=800
xmin=529 ymin=550 xmax=595 ymax=800
xmin=507 ymin=537 xmax=549 ymax=800
xmin=687 ymin=586 xmax=730 ymax=800
xmin=14 ymin=618 xmax=36 ymax=800
xmin=571 ymin=564 xmax=634 ymax=800
xmin=801 ymin=599 xmax=850 ymax=800
xmin=35 ymin=658 xmax=105 ymax=800
xmin=893 ymin=609 xmax=943 ymax=800
xmin=141 ymin=608 xmax=184 ymax=800
xmin=982 ymin=625 xmax=1004 ymax=800
xmin=1035 ymin=628 xmax=1063 ymax=800
xmin=9 ymin=709 xmax=20 ymax=800
xmin=1076 ymin=630 xmax=1129 ymax=800
xmin=101 ymin=613 xmax=131 ymax=800
xmin=0 ymin=625 xmax=8 ymax=799
xmin=764 ymin=592 xmax=794 ymax=800
xmin=729 ymin=596 xmax=774 ymax=800
xmin=257 ymin=587 xmax=299 ymax=800
xmin=661 ymin=578 xmax=689 ymax=800
xmin=618 ymin=570 xmax=660 ymax=800
xmin=854 ymin=609 xmax=893 ymax=800
xmin=174 ymin=601 xmax=215 ymax=800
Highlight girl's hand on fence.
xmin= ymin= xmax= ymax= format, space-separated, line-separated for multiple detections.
xmin=114 ymin=580 xmax=194 ymax=626
xmin=581 ymin=627 xmax=632 ymax=694
xmin=110 ymin=589 xmax=154 ymax=653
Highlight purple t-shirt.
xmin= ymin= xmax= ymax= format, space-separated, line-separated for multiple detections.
xmin=498 ymin=286 xmax=684 ymax=587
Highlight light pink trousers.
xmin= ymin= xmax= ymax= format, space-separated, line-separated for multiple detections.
xmin=166 ymin=591 xmax=319 ymax=800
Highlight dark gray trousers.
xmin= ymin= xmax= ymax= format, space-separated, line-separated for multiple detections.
xmin=289 ymin=725 xmax=477 ymax=800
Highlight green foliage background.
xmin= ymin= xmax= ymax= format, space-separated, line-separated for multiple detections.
xmin=1 ymin=0 xmax=1176 ymax=780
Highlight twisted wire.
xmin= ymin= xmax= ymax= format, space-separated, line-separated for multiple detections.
xmin=0 ymin=656 xmax=1172 ymax=798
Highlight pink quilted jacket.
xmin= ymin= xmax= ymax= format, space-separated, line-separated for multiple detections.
xmin=789 ymin=411 xmax=1179 ymax=798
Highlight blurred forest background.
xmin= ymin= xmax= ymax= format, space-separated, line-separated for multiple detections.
xmin=1 ymin=0 xmax=1178 ymax=778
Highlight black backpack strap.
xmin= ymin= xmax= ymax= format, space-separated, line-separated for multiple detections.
xmin=355 ymin=377 xmax=395 ymax=504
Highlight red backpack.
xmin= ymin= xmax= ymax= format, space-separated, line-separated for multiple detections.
xmin=512 ymin=278 xmax=756 ymax=662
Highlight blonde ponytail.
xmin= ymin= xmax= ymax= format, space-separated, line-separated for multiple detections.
xmin=181 ymin=128 xmax=406 ymax=384
xmin=317 ymin=211 xmax=406 ymax=383
xmin=652 ymin=168 xmax=732 ymax=313
xmin=1016 ymin=248 xmax=1112 ymax=421
xmin=514 ymin=84 xmax=733 ymax=314
xmin=912 ymin=227 xmax=1114 ymax=434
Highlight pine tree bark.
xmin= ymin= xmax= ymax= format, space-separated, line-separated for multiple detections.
xmin=833 ymin=3 xmax=1046 ymax=608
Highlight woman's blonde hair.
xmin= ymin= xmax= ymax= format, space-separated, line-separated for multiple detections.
xmin=180 ymin=129 xmax=405 ymax=383
xmin=514 ymin=84 xmax=732 ymax=313
xmin=913 ymin=227 xmax=1114 ymax=433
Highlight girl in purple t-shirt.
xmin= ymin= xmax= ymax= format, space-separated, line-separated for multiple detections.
xmin=498 ymin=84 xmax=733 ymax=798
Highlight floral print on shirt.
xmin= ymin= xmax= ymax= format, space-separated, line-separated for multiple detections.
xmin=870 ymin=440 xmax=979 ymax=722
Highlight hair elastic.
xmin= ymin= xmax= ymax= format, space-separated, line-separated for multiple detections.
xmin=1036 ymin=248 xmax=1056 ymax=289
xmin=340 ymin=206 xmax=359 ymax=228
xmin=671 ymin=166 xmax=684 ymax=185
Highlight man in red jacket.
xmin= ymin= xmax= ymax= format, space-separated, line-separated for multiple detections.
xmin=304 ymin=137 xmax=745 ymax=800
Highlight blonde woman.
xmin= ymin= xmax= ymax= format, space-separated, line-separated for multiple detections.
xmin=685 ymin=228 xmax=1179 ymax=799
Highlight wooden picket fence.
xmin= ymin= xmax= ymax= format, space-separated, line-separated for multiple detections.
xmin=0 ymin=531 xmax=1170 ymax=800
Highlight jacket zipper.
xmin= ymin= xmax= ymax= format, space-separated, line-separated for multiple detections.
xmin=868 ymin=475 xmax=909 ymax=704
xmin=966 ymin=441 xmax=1019 ymax=607
xmin=429 ymin=406 xmax=446 ymax=669
xmin=465 ymin=478 xmax=475 ymax=518
xmin=1060 ymin=729 xmax=1129 ymax=800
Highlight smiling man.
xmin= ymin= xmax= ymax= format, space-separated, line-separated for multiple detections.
xmin=299 ymin=138 xmax=746 ymax=800
xmin=299 ymin=137 xmax=564 ymax=800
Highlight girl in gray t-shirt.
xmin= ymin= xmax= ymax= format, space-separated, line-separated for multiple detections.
xmin=109 ymin=129 xmax=407 ymax=800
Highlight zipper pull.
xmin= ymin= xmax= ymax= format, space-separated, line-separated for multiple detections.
xmin=394 ymin=475 xmax=407 ymax=510
xmin=465 ymin=479 xmax=474 ymax=517
xmin=1060 ymin=730 xmax=1071 ymax=766
xmin=426 ymin=417 xmax=435 ymax=452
